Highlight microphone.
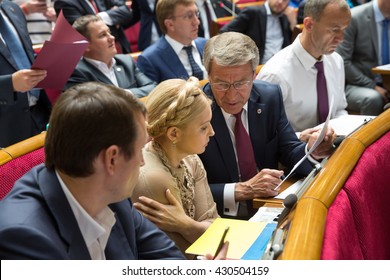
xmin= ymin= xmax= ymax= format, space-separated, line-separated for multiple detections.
xmin=217 ymin=1 xmax=237 ymax=16
xmin=277 ymin=194 xmax=297 ymax=226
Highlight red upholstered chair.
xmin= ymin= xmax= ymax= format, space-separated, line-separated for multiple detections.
xmin=279 ymin=109 xmax=390 ymax=259
xmin=0 ymin=133 xmax=46 ymax=200
xmin=321 ymin=131 xmax=390 ymax=259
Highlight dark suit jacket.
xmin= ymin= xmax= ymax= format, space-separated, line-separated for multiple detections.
xmin=199 ymin=81 xmax=312 ymax=215
xmin=65 ymin=54 xmax=156 ymax=98
xmin=0 ymin=164 xmax=184 ymax=259
xmin=137 ymin=36 xmax=207 ymax=83
xmin=336 ymin=2 xmax=379 ymax=89
xmin=219 ymin=5 xmax=291 ymax=62
xmin=130 ymin=0 xmax=161 ymax=51
xmin=198 ymin=0 xmax=241 ymax=38
xmin=54 ymin=0 xmax=136 ymax=53
xmin=0 ymin=0 xmax=51 ymax=147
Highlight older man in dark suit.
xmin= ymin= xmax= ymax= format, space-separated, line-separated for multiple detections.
xmin=199 ymin=32 xmax=336 ymax=218
xmin=0 ymin=0 xmax=51 ymax=147
xmin=66 ymin=15 xmax=156 ymax=98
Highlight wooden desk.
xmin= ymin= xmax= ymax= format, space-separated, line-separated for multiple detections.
xmin=372 ymin=67 xmax=390 ymax=89
xmin=252 ymin=176 xmax=300 ymax=208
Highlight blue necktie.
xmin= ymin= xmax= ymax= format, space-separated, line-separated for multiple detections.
xmin=0 ymin=8 xmax=31 ymax=70
xmin=382 ymin=19 xmax=389 ymax=65
xmin=0 ymin=7 xmax=39 ymax=99
xmin=183 ymin=46 xmax=204 ymax=80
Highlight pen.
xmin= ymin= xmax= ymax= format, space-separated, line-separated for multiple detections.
xmin=213 ymin=226 xmax=229 ymax=259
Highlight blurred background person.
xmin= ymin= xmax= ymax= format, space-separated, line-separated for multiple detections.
xmin=137 ymin=0 xmax=207 ymax=83
xmin=66 ymin=15 xmax=156 ymax=98
xmin=14 ymin=0 xmax=56 ymax=44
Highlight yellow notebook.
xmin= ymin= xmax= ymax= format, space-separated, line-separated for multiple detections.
xmin=185 ymin=218 xmax=275 ymax=260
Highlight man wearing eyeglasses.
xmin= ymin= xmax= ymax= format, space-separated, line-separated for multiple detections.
xmin=137 ymin=0 xmax=207 ymax=83
xmin=198 ymin=32 xmax=336 ymax=219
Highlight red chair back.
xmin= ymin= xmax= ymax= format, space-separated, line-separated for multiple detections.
xmin=321 ymin=131 xmax=390 ymax=259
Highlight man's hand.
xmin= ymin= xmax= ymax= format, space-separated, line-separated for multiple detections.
xmin=306 ymin=127 xmax=337 ymax=160
xmin=21 ymin=0 xmax=47 ymax=14
xmin=12 ymin=69 xmax=47 ymax=92
xmin=235 ymin=169 xmax=282 ymax=201
xmin=375 ymin=85 xmax=389 ymax=103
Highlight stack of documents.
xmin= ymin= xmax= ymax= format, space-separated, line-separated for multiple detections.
xmin=185 ymin=218 xmax=276 ymax=260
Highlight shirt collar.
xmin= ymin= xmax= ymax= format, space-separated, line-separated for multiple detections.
xmin=55 ymin=170 xmax=116 ymax=250
xmin=165 ymin=34 xmax=196 ymax=55
xmin=84 ymin=57 xmax=116 ymax=71
xmin=373 ymin=0 xmax=387 ymax=23
xmin=292 ymin=34 xmax=321 ymax=71
xmin=220 ymin=103 xmax=249 ymax=122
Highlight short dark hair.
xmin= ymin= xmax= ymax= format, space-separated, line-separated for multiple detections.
xmin=304 ymin=0 xmax=349 ymax=21
xmin=45 ymin=82 xmax=146 ymax=177
xmin=72 ymin=14 xmax=102 ymax=40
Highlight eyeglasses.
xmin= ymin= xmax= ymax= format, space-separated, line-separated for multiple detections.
xmin=210 ymin=80 xmax=252 ymax=91
xmin=172 ymin=11 xmax=200 ymax=21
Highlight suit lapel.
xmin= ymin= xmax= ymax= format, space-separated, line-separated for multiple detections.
xmin=39 ymin=168 xmax=91 ymax=259
xmin=203 ymin=83 xmax=240 ymax=179
xmin=114 ymin=64 xmax=127 ymax=87
xmin=81 ymin=58 xmax=114 ymax=85
xmin=247 ymin=87 xmax=267 ymax=168
xmin=259 ymin=6 xmax=267 ymax=48
xmin=160 ymin=37 xmax=188 ymax=78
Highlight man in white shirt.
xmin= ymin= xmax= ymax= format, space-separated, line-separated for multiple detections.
xmin=257 ymin=0 xmax=351 ymax=132
xmin=66 ymin=15 xmax=156 ymax=98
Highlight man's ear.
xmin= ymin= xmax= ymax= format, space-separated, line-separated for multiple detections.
xmin=164 ymin=19 xmax=174 ymax=32
xmin=104 ymin=145 xmax=120 ymax=175
xmin=303 ymin=16 xmax=314 ymax=32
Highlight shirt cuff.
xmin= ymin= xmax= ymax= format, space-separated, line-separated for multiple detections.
xmin=305 ymin=143 xmax=321 ymax=165
xmin=223 ymin=183 xmax=239 ymax=216
xmin=98 ymin=12 xmax=113 ymax=26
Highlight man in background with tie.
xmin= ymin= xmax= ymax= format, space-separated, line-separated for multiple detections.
xmin=257 ymin=0 xmax=350 ymax=132
xmin=336 ymin=0 xmax=390 ymax=115
xmin=54 ymin=0 xmax=137 ymax=53
xmin=199 ymin=32 xmax=336 ymax=219
xmin=137 ymin=0 xmax=207 ymax=83
xmin=0 ymin=0 xmax=51 ymax=147
xmin=219 ymin=0 xmax=293 ymax=65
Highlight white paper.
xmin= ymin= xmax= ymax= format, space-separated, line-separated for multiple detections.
xmin=274 ymin=179 xmax=304 ymax=199
xmin=249 ymin=207 xmax=283 ymax=223
xmin=274 ymin=96 xmax=334 ymax=190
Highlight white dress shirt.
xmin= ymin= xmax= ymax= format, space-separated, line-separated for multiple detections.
xmin=165 ymin=35 xmax=207 ymax=79
xmin=220 ymin=104 xmax=250 ymax=217
xmin=261 ymin=1 xmax=284 ymax=64
xmin=196 ymin=0 xmax=216 ymax=39
xmin=257 ymin=34 xmax=348 ymax=132
xmin=56 ymin=171 xmax=116 ymax=260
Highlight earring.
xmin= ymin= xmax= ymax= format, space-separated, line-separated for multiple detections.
xmin=172 ymin=141 xmax=176 ymax=147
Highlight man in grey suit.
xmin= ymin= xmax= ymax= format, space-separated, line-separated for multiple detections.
xmin=66 ymin=15 xmax=156 ymax=98
xmin=336 ymin=0 xmax=390 ymax=115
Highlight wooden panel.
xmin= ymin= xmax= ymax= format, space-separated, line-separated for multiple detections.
xmin=2 ymin=132 xmax=46 ymax=163
xmin=279 ymin=109 xmax=390 ymax=259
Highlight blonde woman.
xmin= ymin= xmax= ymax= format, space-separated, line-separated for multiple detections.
xmin=132 ymin=77 xmax=219 ymax=259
